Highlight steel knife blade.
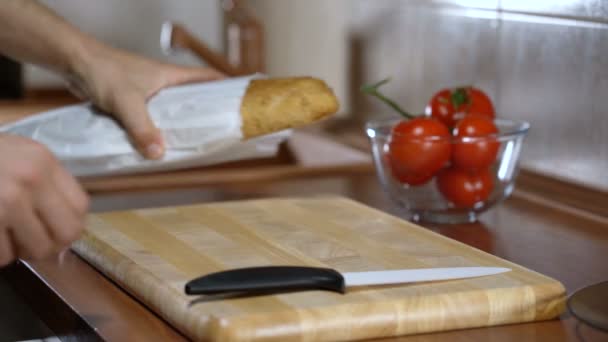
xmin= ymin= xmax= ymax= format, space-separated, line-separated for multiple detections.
xmin=184 ymin=266 xmax=510 ymax=296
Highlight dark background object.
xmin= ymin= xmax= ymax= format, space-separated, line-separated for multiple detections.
xmin=0 ymin=54 xmax=23 ymax=99
xmin=568 ymin=281 xmax=608 ymax=332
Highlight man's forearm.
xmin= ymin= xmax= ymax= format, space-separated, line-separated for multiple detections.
xmin=0 ymin=0 xmax=97 ymax=77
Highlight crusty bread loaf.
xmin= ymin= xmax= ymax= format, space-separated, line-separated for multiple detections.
xmin=240 ymin=77 xmax=339 ymax=138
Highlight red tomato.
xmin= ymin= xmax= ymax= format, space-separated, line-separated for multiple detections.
xmin=427 ymin=87 xmax=495 ymax=128
xmin=437 ymin=167 xmax=494 ymax=208
xmin=452 ymin=115 xmax=500 ymax=171
xmin=389 ymin=169 xmax=435 ymax=186
xmin=427 ymin=89 xmax=455 ymax=128
xmin=388 ymin=118 xmax=451 ymax=186
xmin=466 ymin=87 xmax=495 ymax=116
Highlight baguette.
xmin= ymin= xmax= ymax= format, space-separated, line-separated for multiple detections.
xmin=240 ymin=77 xmax=339 ymax=138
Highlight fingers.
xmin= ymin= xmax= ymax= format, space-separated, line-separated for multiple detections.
xmin=64 ymin=74 xmax=90 ymax=100
xmin=52 ymin=164 xmax=90 ymax=217
xmin=115 ymin=66 xmax=224 ymax=159
xmin=0 ymin=136 xmax=89 ymax=266
xmin=86 ymin=56 xmax=225 ymax=160
xmin=3 ymin=173 xmax=87 ymax=262
xmin=35 ymin=178 xmax=86 ymax=249
xmin=133 ymin=66 xmax=224 ymax=158
xmin=163 ymin=66 xmax=225 ymax=89
xmin=10 ymin=195 xmax=53 ymax=260
xmin=113 ymin=90 xmax=165 ymax=159
xmin=0 ymin=226 xmax=16 ymax=267
xmin=0 ymin=228 xmax=15 ymax=267
xmin=0 ymin=206 xmax=14 ymax=267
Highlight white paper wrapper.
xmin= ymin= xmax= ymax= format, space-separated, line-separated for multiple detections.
xmin=0 ymin=74 xmax=290 ymax=177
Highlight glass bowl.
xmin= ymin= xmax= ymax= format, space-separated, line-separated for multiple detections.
xmin=366 ymin=118 xmax=530 ymax=223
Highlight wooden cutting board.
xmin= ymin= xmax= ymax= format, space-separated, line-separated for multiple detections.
xmin=72 ymin=196 xmax=566 ymax=341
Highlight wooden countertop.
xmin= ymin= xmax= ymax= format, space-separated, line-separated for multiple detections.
xmin=1 ymin=98 xmax=608 ymax=341
xmin=2 ymin=174 xmax=607 ymax=341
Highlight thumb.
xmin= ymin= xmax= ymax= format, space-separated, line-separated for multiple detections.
xmin=113 ymin=92 xmax=164 ymax=159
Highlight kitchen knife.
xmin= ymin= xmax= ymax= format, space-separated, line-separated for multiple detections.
xmin=184 ymin=266 xmax=510 ymax=295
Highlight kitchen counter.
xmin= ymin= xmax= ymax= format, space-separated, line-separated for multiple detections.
xmin=1 ymin=99 xmax=607 ymax=341
xmin=1 ymin=173 xmax=607 ymax=341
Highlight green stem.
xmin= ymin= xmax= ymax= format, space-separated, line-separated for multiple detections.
xmin=360 ymin=78 xmax=416 ymax=119
xmin=451 ymin=87 xmax=470 ymax=109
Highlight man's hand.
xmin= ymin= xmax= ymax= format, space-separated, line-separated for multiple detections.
xmin=68 ymin=45 xmax=224 ymax=159
xmin=0 ymin=0 xmax=224 ymax=160
xmin=0 ymin=134 xmax=89 ymax=267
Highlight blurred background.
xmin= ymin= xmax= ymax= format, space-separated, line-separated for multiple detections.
xmin=1 ymin=0 xmax=606 ymax=191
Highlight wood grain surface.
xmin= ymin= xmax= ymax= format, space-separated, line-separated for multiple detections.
xmin=72 ymin=196 xmax=566 ymax=341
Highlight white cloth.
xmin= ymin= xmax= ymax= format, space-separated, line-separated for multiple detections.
xmin=0 ymin=74 xmax=290 ymax=177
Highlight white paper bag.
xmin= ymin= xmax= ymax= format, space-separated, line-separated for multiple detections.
xmin=0 ymin=74 xmax=291 ymax=177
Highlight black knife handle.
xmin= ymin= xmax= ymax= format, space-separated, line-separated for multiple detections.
xmin=184 ymin=266 xmax=346 ymax=295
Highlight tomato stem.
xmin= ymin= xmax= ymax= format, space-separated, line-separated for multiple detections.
xmin=451 ymin=87 xmax=471 ymax=109
xmin=360 ymin=78 xmax=416 ymax=119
